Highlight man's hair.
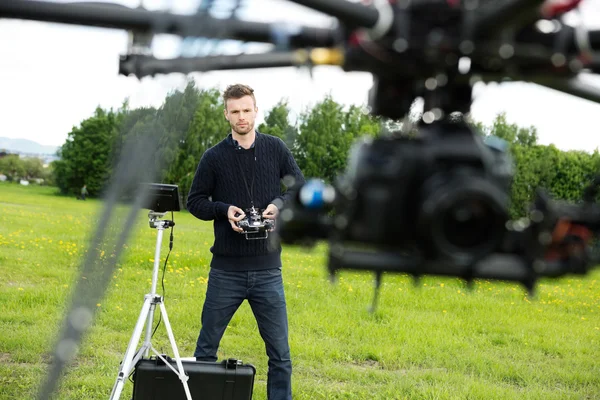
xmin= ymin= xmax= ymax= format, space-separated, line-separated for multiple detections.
xmin=223 ymin=84 xmax=256 ymax=109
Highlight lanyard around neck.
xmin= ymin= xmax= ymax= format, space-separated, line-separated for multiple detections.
xmin=235 ymin=147 xmax=256 ymax=208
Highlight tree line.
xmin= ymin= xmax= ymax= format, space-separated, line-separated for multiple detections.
xmin=49 ymin=81 xmax=380 ymax=202
xmin=25 ymin=80 xmax=600 ymax=218
xmin=0 ymin=153 xmax=52 ymax=184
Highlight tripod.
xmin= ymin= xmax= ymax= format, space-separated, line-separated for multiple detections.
xmin=109 ymin=211 xmax=192 ymax=400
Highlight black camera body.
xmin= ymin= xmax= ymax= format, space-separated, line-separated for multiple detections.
xmin=277 ymin=119 xmax=515 ymax=271
xmin=341 ymin=120 xmax=513 ymax=263
xmin=237 ymin=207 xmax=275 ymax=240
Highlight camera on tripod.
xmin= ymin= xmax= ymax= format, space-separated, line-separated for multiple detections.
xmin=237 ymin=206 xmax=275 ymax=240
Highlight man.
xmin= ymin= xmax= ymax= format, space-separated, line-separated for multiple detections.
xmin=79 ymin=184 xmax=88 ymax=200
xmin=187 ymin=83 xmax=305 ymax=400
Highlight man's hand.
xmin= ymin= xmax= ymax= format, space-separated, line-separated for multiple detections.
xmin=262 ymin=203 xmax=279 ymax=231
xmin=228 ymin=205 xmax=246 ymax=233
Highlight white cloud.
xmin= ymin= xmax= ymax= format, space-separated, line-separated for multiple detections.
xmin=0 ymin=0 xmax=599 ymax=153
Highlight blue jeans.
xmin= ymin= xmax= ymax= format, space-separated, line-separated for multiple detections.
xmin=194 ymin=268 xmax=292 ymax=400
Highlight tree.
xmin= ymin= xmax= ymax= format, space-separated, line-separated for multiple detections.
xmin=53 ymin=106 xmax=120 ymax=196
xmin=481 ymin=112 xmax=538 ymax=147
xmin=258 ymin=99 xmax=297 ymax=147
xmin=294 ymin=95 xmax=381 ymax=183
xmin=111 ymin=101 xmax=157 ymax=169
xmin=516 ymin=126 xmax=538 ymax=147
xmin=474 ymin=112 xmax=595 ymax=217
xmin=154 ymin=81 xmax=205 ymax=182
xmin=21 ymin=157 xmax=44 ymax=180
xmin=548 ymin=149 xmax=600 ymax=201
xmin=0 ymin=154 xmax=25 ymax=181
xmin=43 ymin=161 xmax=56 ymax=186
xmin=167 ymin=87 xmax=229 ymax=201
xmin=508 ymin=144 xmax=561 ymax=217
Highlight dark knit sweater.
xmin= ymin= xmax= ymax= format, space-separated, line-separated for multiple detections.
xmin=187 ymin=131 xmax=305 ymax=271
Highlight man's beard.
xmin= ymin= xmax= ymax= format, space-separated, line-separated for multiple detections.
xmin=231 ymin=120 xmax=254 ymax=135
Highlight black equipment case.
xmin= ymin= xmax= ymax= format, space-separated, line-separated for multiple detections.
xmin=132 ymin=356 xmax=256 ymax=400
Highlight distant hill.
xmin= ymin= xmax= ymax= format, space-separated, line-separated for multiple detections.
xmin=0 ymin=137 xmax=59 ymax=155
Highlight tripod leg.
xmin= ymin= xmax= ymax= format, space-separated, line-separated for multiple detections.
xmin=142 ymin=303 xmax=156 ymax=358
xmin=158 ymin=302 xmax=193 ymax=400
xmin=109 ymin=295 xmax=153 ymax=400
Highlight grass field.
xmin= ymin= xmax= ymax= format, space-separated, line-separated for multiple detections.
xmin=1 ymin=182 xmax=599 ymax=400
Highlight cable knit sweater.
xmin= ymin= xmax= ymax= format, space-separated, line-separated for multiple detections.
xmin=187 ymin=131 xmax=305 ymax=271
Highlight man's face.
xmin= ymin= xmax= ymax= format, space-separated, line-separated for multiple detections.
xmin=224 ymin=95 xmax=257 ymax=136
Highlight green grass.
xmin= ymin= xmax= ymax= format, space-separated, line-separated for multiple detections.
xmin=1 ymin=182 xmax=599 ymax=399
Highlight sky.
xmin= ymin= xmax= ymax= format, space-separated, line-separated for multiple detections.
xmin=1 ymin=0 xmax=600 ymax=152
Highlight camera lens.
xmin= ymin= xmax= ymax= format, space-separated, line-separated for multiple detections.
xmin=440 ymin=196 xmax=499 ymax=249
xmin=418 ymin=176 xmax=508 ymax=263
